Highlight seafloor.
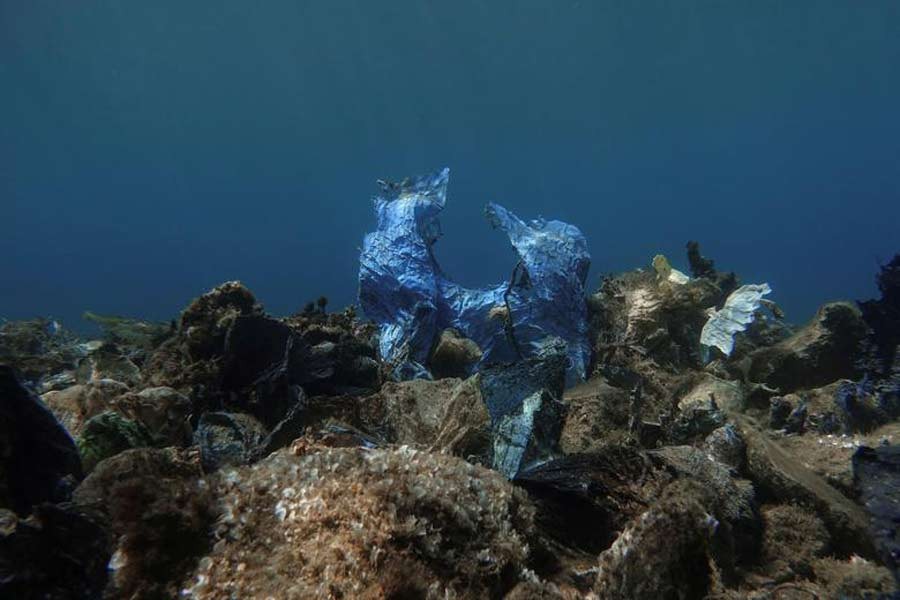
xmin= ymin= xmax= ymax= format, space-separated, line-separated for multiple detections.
xmin=1 ymin=245 xmax=898 ymax=600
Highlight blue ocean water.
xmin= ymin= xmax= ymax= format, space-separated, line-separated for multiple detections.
xmin=2 ymin=2 xmax=899 ymax=331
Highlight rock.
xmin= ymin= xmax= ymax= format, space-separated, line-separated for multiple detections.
xmin=75 ymin=342 xmax=142 ymax=387
xmin=593 ymin=481 xmax=717 ymax=600
xmin=678 ymin=375 xmax=745 ymax=413
xmin=759 ymin=504 xmax=830 ymax=581
xmin=669 ymin=396 xmax=727 ymax=444
xmin=784 ymin=400 xmax=808 ymax=434
xmin=0 ymin=318 xmax=85 ymax=384
xmin=38 ymin=369 xmax=77 ymax=393
xmin=0 ymin=366 xmax=82 ymax=514
xmin=81 ymin=311 xmax=173 ymax=355
xmin=0 ymin=503 xmax=111 ymax=599
xmin=112 ymin=386 xmax=192 ymax=447
xmin=428 ymin=328 xmax=483 ymax=379
xmin=194 ymin=411 xmax=267 ymax=471
xmin=560 ymin=379 xmax=631 ymax=453
xmin=180 ymin=281 xmax=260 ymax=361
xmin=41 ymin=379 xmax=130 ymax=439
xmin=853 ymin=445 xmax=900 ymax=581
xmin=704 ymin=424 xmax=747 ymax=472
xmin=379 ymin=376 xmax=491 ymax=460
xmin=77 ymin=411 xmax=156 ymax=473
xmin=769 ymin=396 xmax=793 ymax=430
xmin=515 ymin=448 xmax=671 ymax=555
xmin=747 ymin=302 xmax=869 ymax=392
xmin=650 ymin=445 xmax=761 ymax=567
xmin=858 ymin=254 xmax=900 ymax=377
xmin=735 ymin=413 xmax=877 ymax=558
xmin=73 ymin=447 xmax=213 ymax=599
xmin=184 ymin=444 xmax=535 ymax=599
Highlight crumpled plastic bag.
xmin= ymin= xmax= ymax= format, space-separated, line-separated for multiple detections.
xmin=358 ymin=168 xmax=591 ymax=385
xmin=700 ymin=283 xmax=772 ymax=358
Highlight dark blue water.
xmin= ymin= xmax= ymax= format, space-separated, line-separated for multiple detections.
xmin=3 ymin=2 xmax=899 ymax=331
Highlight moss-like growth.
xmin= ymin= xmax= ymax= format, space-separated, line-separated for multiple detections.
xmin=76 ymin=411 xmax=155 ymax=473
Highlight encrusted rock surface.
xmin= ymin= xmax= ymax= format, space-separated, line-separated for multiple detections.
xmin=0 ymin=252 xmax=897 ymax=598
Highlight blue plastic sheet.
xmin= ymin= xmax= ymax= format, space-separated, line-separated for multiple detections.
xmin=358 ymin=168 xmax=591 ymax=385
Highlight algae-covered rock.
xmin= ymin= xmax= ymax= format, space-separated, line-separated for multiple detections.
xmin=77 ymin=411 xmax=155 ymax=473
xmin=0 ymin=318 xmax=84 ymax=384
xmin=593 ymin=482 xmax=717 ymax=600
xmin=748 ymin=302 xmax=869 ymax=392
xmin=184 ymin=444 xmax=535 ymax=599
xmin=73 ymin=447 xmax=213 ymax=599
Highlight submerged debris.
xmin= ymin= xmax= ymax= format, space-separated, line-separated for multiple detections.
xmin=359 ymin=168 xmax=591 ymax=385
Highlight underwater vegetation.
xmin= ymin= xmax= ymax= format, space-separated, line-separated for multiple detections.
xmin=0 ymin=170 xmax=898 ymax=599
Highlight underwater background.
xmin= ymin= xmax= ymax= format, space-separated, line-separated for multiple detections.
xmin=3 ymin=1 xmax=900 ymax=330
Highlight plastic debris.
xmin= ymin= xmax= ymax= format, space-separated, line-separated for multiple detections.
xmin=358 ymin=168 xmax=591 ymax=384
xmin=700 ymin=283 xmax=772 ymax=358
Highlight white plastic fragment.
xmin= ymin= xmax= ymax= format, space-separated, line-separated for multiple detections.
xmin=700 ymin=283 xmax=772 ymax=357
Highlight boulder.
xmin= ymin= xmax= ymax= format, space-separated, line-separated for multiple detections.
xmin=747 ymin=302 xmax=868 ymax=392
xmin=194 ymin=412 xmax=267 ymax=471
xmin=76 ymin=411 xmax=155 ymax=473
xmin=853 ymin=445 xmax=900 ymax=580
xmin=593 ymin=482 xmax=717 ymax=600
xmin=183 ymin=444 xmax=535 ymax=599
xmin=0 ymin=366 xmax=82 ymax=514
xmin=379 ymin=376 xmax=490 ymax=460
xmin=73 ymin=447 xmax=213 ymax=599
xmin=0 ymin=503 xmax=111 ymax=599
xmin=428 ymin=328 xmax=482 ymax=379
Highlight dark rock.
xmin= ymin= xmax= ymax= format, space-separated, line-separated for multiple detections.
xmin=858 ymin=255 xmax=900 ymax=376
xmin=515 ymin=449 xmax=669 ymax=555
xmin=785 ymin=401 xmax=808 ymax=434
xmin=0 ymin=503 xmax=111 ymax=600
xmin=686 ymin=240 xmax=717 ymax=280
xmin=428 ymin=328 xmax=482 ymax=379
xmin=0 ymin=366 xmax=82 ymax=514
xmin=748 ymin=302 xmax=869 ymax=392
xmin=769 ymin=396 xmax=792 ymax=429
xmin=181 ymin=281 xmax=260 ymax=361
xmin=76 ymin=411 xmax=156 ymax=473
xmin=705 ymin=424 xmax=747 ymax=472
xmin=195 ymin=411 xmax=267 ymax=471
xmin=651 ymin=445 xmax=761 ymax=568
xmin=853 ymin=445 xmax=900 ymax=582
xmin=593 ymin=481 xmax=717 ymax=600
xmin=73 ymin=447 xmax=213 ymax=599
